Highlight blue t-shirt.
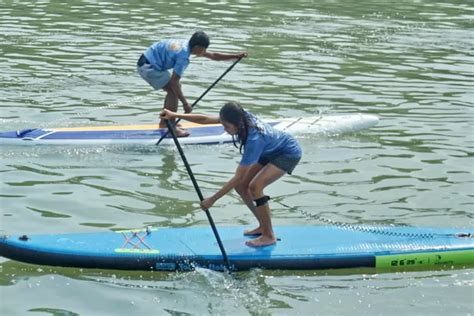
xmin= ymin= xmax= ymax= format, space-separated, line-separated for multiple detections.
xmin=144 ymin=39 xmax=191 ymax=77
xmin=240 ymin=112 xmax=302 ymax=166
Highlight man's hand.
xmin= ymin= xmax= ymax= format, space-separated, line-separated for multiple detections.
xmin=236 ymin=51 xmax=248 ymax=58
xmin=183 ymin=101 xmax=192 ymax=113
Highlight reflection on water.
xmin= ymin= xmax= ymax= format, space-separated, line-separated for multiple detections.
xmin=0 ymin=0 xmax=473 ymax=315
xmin=1 ymin=260 xmax=473 ymax=315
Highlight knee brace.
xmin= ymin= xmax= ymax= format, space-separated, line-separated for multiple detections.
xmin=254 ymin=195 xmax=271 ymax=207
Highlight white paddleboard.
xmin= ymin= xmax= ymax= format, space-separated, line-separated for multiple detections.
xmin=0 ymin=114 xmax=379 ymax=145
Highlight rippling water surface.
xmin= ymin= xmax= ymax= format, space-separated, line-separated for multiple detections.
xmin=1 ymin=1 xmax=473 ymax=315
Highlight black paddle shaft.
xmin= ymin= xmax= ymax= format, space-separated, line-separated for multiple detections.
xmin=155 ymin=57 xmax=243 ymax=146
xmin=164 ymin=119 xmax=231 ymax=271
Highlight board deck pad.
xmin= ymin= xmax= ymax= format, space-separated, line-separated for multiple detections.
xmin=0 ymin=225 xmax=472 ymax=272
xmin=0 ymin=114 xmax=379 ymax=145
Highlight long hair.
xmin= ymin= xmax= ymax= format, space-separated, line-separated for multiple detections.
xmin=219 ymin=102 xmax=254 ymax=154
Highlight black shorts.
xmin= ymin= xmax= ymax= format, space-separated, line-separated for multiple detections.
xmin=258 ymin=154 xmax=301 ymax=174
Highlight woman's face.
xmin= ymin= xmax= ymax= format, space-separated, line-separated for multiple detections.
xmin=221 ymin=120 xmax=239 ymax=135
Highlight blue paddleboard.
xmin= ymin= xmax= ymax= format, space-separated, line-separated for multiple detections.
xmin=0 ymin=225 xmax=472 ymax=272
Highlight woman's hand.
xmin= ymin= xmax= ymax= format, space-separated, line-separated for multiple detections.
xmin=160 ymin=109 xmax=177 ymax=120
xmin=201 ymin=196 xmax=216 ymax=210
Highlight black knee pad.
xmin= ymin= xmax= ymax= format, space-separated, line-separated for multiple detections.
xmin=254 ymin=195 xmax=271 ymax=207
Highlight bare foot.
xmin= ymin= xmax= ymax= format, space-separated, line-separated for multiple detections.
xmin=245 ymin=235 xmax=277 ymax=247
xmin=175 ymin=127 xmax=190 ymax=137
xmin=243 ymin=227 xmax=262 ymax=236
xmin=159 ymin=121 xmax=184 ymax=129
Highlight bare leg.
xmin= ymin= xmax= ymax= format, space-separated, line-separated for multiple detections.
xmin=234 ymin=164 xmax=265 ymax=235
xmin=161 ymin=85 xmax=189 ymax=137
xmin=245 ymin=164 xmax=286 ymax=247
xmin=246 ymin=203 xmax=275 ymax=247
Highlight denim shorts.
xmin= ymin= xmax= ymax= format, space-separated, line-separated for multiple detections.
xmin=137 ymin=64 xmax=171 ymax=90
xmin=258 ymin=154 xmax=301 ymax=174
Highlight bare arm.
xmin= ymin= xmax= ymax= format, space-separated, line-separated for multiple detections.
xmin=160 ymin=109 xmax=219 ymax=124
xmin=202 ymin=51 xmax=248 ymax=61
xmin=201 ymin=164 xmax=250 ymax=209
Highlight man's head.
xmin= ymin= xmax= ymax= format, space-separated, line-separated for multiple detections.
xmin=189 ymin=31 xmax=210 ymax=56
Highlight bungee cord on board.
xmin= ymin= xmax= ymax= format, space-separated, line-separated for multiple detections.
xmin=272 ymin=199 xmax=472 ymax=239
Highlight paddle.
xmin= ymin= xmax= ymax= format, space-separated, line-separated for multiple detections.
xmin=164 ymin=119 xmax=232 ymax=272
xmin=155 ymin=57 xmax=243 ymax=146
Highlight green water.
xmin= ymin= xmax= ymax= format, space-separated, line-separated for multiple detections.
xmin=1 ymin=0 xmax=473 ymax=315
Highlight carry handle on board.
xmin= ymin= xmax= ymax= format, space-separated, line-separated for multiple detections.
xmin=164 ymin=119 xmax=232 ymax=272
xmin=155 ymin=57 xmax=243 ymax=146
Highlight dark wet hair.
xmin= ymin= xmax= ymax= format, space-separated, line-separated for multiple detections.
xmin=219 ymin=102 xmax=255 ymax=153
xmin=189 ymin=31 xmax=210 ymax=51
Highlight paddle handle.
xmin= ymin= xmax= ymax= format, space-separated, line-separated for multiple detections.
xmin=189 ymin=56 xmax=243 ymax=109
xmin=164 ymin=119 xmax=231 ymax=271
xmin=156 ymin=57 xmax=243 ymax=146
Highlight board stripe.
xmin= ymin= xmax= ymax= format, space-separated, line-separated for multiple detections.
xmin=53 ymin=122 xmax=219 ymax=132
